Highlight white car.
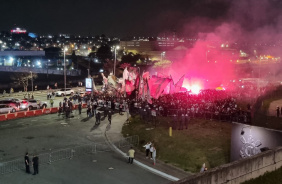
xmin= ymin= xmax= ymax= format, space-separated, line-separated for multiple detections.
xmin=0 ymin=104 xmax=17 ymax=113
xmin=20 ymin=99 xmax=48 ymax=110
xmin=55 ymin=88 xmax=74 ymax=96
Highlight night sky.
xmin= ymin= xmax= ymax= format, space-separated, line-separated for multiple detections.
xmin=0 ymin=0 xmax=282 ymax=37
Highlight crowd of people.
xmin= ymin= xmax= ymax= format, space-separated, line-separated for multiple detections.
xmin=56 ymin=89 xmax=252 ymax=126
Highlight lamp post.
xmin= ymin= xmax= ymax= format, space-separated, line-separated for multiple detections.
xmin=161 ymin=51 xmax=166 ymax=62
xmin=64 ymin=48 xmax=68 ymax=94
xmin=30 ymin=71 xmax=33 ymax=94
xmin=114 ymin=46 xmax=120 ymax=76
xmin=87 ymin=69 xmax=90 ymax=77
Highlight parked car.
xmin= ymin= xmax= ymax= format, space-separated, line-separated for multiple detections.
xmin=55 ymin=88 xmax=74 ymax=96
xmin=0 ymin=104 xmax=17 ymax=113
xmin=0 ymin=99 xmax=20 ymax=111
xmin=20 ymin=99 xmax=48 ymax=110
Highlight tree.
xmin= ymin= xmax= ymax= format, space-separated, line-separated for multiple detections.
xmin=121 ymin=52 xmax=141 ymax=65
xmin=10 ymin=73 xmax=38 ymax=92
xmin=153 ymin=59 xmax=172 ymax=69
xmin=96 ymin=45 xmax=112 ymax=63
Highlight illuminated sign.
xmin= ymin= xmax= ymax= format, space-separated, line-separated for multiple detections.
xmin=11 ymin=28 xmax=27 ymax=34
xmin=85 ymin=78 xmax=92 ymax=92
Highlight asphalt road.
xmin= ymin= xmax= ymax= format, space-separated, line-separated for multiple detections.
xmin=0 ymin=109 xmax=170 ymax=184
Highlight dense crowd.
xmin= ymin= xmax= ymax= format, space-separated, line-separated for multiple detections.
xmin=59 ymin=89 xmax=251 ymax=125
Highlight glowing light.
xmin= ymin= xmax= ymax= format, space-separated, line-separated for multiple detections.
xmin=191 ymin=85 xmax=201 ymax=94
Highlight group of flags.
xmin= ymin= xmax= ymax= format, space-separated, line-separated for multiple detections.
xmin=122 ymin=68 xmax=186 ymax=104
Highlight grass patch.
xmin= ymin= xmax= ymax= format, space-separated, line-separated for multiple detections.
xmin=122 ymin=115 xmax=231 ymax=173
xmin=242 ymin=167 xmax=282 ymax=184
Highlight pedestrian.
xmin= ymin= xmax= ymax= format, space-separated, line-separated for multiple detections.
xmin=95 ymin=112 xmax=101 ymax=125
xmin=150 ymin=144 xmax=154 ymax=159
xmin=152 ymin=146 xmax=157 ymax=165
xmin=128 ymin=146 xmax=135 ymax=164
xmin=32 ymin=154 xmax=39 ymax=175
xmin=108 ymin=111 xmax=112 ymax=125
xmin=119 ymin=103 xmax=123 ymax=115
xmin=200 ymin=163 xmax=206 ymax=173
xmin=179 ymin=114 xmax=184 ymax=130
xmin=277 ymin=106 xmax=280 ymax=117
xmin=185 ymin=113 xmax=189 ymax=129
xmin=24 ymin=152 xmax=30 ymax=174
xmin=87 ymin=105 xmax=91 ymax=117
xmin=78 ymin=102 xmax=82 ymax=115
xmin=143 ymin=142 xmax=151 ymax=159
xmin=50 ymin=98 xmax=54 ymax=108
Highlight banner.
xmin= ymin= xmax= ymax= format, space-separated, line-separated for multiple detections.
xmin=148 ymin=75 xmax=172 ymax=99
xmin=85 ymin=78 xmax=92 ymax=92
xmin=174 ymin=75 xmax=185 ymax=93
xmin=125 ymin=79 xmax=135 ymax=95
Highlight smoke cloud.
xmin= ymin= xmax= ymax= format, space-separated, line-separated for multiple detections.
xmin=158 ymin=0 xmax=282 ymax=90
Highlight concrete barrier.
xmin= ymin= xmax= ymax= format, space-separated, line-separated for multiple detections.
xmin=175 ymin=147 xmax=282 ymax=184
xmin=34 ymin=109 xmax=43 ymax=116
xmin=0 ymin=114 xmax=7 ymax=121
xmin=43 ymin=108 xmax=51 ymax=114
xmin=26 ymin=111 xmax=35 ymax=117
xmin=50 ymin=107 xmax=58 ymax=114
xmin=16 ymin=111 xmax=26 ymax=118
xmin=6 ymin=113 xmax=17 ymax=120
xmin=82 ymin=104 xmax=87 ymax=108
xmin=73 ymin=105 xmax=78 ymax=110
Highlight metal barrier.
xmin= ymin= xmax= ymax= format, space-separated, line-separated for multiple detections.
xmin=0 ymin=135 xmax=138 ymax=175
xmin=116 ymin=135 xmax=139 ymax=148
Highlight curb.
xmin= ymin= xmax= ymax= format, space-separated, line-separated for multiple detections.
xmin=104 ymin=125 xmax=179 ymax=182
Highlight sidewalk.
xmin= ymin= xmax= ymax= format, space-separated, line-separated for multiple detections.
xmin=104 ymin=113 xmax=192 ymax=182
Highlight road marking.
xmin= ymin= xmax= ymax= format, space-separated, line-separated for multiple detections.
xmin=108 ymin=167 xmax=114 ymax=170
xmin=1 ymin=124 xmax=10 ymax=127
xmin=61 ymin=123 xmax=68 ymax=125
xmin=92 ymin=160 xmax=97 ymax=162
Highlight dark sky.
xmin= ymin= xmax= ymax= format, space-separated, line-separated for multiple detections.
xmin=0 ymin=0 xmax=282 ymax=37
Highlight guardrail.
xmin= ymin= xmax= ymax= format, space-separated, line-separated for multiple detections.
xmin=0 ymin=135 xmax=139 ymax=175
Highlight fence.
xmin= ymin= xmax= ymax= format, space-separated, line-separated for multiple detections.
xmin=0 ymin=135 xmax=139 ymax=175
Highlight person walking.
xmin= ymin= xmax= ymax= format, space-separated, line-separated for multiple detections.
xmin=32 ymin=154 xmax=39 ymax=175
xmin=24 ymin=152 xmax=30 ymax=174
xmin=50 ymin=98 xmax=54 ymax=108
xmin=108 ymin=111 xmax=112 ymax=125
xmin=95 ymin=112 xmax=101 ymax=125
xmin=150 ymin=144 xmax=154 ymax=159
xmin=185 ymin=113 xmax=189 ymax=129
xmin=143 ymin=142 xmax=151 ymax=159
xmin=119 ymin=103 xmax=123 ymax=115
xmin=152 ymin=146 xmax=157 ymax=165
xmin=128 ymin=147 xmax=135 ymax=164
xmin=78 ymin=102 xmax=82 ymax=115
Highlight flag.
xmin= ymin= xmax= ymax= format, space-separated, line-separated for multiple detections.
xmin=148 ymin=75 xmax=172 ymax=99
xmin=125 ymin=79 xmax=135 ymax=95
xmin=157 ymin=73 xmax=169 ymax=78
xmin=175 ymin=75 xmax=185 ymax=93
xmin=135 ymin=74 xmax=140 ymax=89
xmin=142 ymin=71 xmax=150 ymax=80
xmin=146 ymin=79 xmax=152 ymax=104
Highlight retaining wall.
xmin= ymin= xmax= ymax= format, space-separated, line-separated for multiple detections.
xmin=174 ymin=146 xmax=282 ymax=184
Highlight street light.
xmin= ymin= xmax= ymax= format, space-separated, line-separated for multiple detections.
xmin=114 ymin=46 xmax=120 ymax=76
xmin=64 ymin=48 xmax=68 ymax=94
xmin=87 ymin=69 xmax=90 ymax=77
xmin=161 ymin=52 xmax=166 ymax=62
xmin=30 ymin=71 xmax=33 ymax=94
